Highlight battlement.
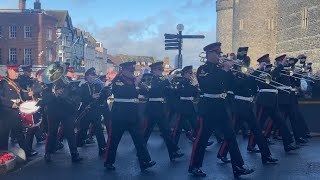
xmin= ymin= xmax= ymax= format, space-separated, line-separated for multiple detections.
xmin=216 ymin=0 xmax=233 ymax=12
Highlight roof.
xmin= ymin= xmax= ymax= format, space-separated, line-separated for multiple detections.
xmin=83 ymin=32 xmax=97 ymax=45
xmin=45 ymin=10 xmax=68 ymax=27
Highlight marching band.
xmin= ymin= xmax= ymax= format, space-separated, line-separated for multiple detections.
xmin=0 ymin=41 xmax=318 ymax=178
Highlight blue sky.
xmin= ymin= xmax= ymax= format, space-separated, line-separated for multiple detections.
xmin=0 ymin=0 xmax=217 ymax=67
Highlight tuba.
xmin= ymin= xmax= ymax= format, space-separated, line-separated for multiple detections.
xmin=42 ymin=62 xmax=70 ymax=96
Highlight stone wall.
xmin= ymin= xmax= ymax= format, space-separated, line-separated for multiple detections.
xmin=216 ymin=0 xmax=234 ymax=54
xmin=232 ymin=0 xmax=277 ymax=66
xmin=276 ymin=0 xmax=320 ymax=69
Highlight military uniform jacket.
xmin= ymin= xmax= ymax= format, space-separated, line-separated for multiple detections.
xmin=196 ymin=62 xmax=233 ymax=116
xmin=111 ymin=74 xmax=139 ymax=121
xmin=42 ymin=84 xmax=78 ymax=118
xmin=79 ymin=81 xmax=103 ymax=110
xmin=231 ymin=73 xmax=257 ymax=112
xmin=144 ymin=74 xmax=172 ymax=119
xmin=18 ymin=75 xmax=34 ymax=101
xmin=174 ymin=77 xmax=198 ymax=115
xmin=272 ymin=65 xmax=297 ymax=105
xmin=0 ymin=78 xmax=22 ymax=109
xmin=255 ymin=66 xmax=283 ymax=107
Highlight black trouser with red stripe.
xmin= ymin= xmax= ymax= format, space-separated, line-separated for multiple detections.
xmin=104 ymin=117 xmax=151 ymax=166
xmin=218 ymin=101 xmax=271 ymax=159
xmin=77 ymin=109 xmax=106 ymax=149
xmin=143 ymin=112 xmax=180 ymax=159
xmin=172 ymin=112 xmax=198 ymax=144
xmin=189 ymin=101 xmax=244 ymax=170
xmin=0 ymin=109 xmax=25 ymax=151
xmin=248 ymin=105 xmax=293 ymax=149
xmin=45 ymin=114 xmax=77 ymax=154
xmin=279 ymin=104 xmax=305 ymax=140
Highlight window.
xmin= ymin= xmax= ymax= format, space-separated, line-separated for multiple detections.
xmin=24 ymin=26 xmax=32 ymax=38
xmin=239 ymin=19 xmax=244 ymax=30
xmin=0 ymin=26 xmax=2 ymax=39
xmin=47 ymin=29 xmax=52 ymax=41
xmin=24 ymin=48 xmax=32 ymax=65
xmin=9 ymin=26 xmax=17 ymax=38
xmin=9 ymin=48 xmax=17 ymax=63
xmin=302 ymin=7 xmax=308 ymax=29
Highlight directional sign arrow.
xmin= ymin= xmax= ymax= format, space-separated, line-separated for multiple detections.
xmin=165 ymin=47 xmax=180 ymax=50
xmin=165 ymin=39 xmax=180 ymax=43
xmin=181 ymin=35 xmax=205 ymax=39
xmin=165 ymin=43 xmax=180 ymax=47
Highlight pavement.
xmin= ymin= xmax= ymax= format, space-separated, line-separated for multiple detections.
xmin=1 ymin=133 xmax=320 ymax=180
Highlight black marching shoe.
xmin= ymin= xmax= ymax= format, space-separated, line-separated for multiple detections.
xmin=296 ymin=137 xmax=308 ymax=145
xmin=170 ymin=150 xmax=184 ymax=161
xmin=104 ymin=162 xmax=116 ymax=170
xmin=27 ymin=150 xmax=39 ymax=158
xmin=233 ymin=165 xmax=254 ymax=178
xmin=218 ymin=156 xmax=231 ymax=163
xmin=262 ymin=156 xmax=279 ymax=164
xmin=188 ymin=167 xmax=207 ymax=177
xmin=71 ymin=152 xmax=83 ymax=163
xmin=247 ymin=146 xmax=260 ymax=153
xmin=206 ymin=141 xmax=214 ymax=146
xmin=140 ymin=160 xmax=156 ymax=171
xmin=44 ymin=153 xmax=52 ymax=162
xmin=99 ymin=147 xmax=106 ymax=156
xmin=284 ymin=144 xmax=299 ymax=152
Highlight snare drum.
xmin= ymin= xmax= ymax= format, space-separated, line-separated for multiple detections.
xmin=19 ymin=101 xmax=41 ymax=127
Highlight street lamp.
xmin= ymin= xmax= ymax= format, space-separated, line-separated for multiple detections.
xmin=176 ymin=24 xmax=184 ymax=32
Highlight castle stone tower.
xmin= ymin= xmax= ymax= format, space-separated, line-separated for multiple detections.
xmin=216 ymin=0 xmax=234 ymax=55
xmin=232 ymin=0 xmax=277 ymax=66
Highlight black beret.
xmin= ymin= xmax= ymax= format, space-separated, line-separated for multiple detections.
xmin=237 ymin=47 xmax=249 ymax=55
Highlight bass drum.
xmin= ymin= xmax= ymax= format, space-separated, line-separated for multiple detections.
xmin=19 ymin=101 xmax=41 ymax=128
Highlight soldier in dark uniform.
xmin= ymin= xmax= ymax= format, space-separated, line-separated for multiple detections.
xmin=43 ymin=63 xmax=83 ymax=163
xmin=247 ymin=54 xmax=299 ymax=152
xmin=104 ymin=61 xmax=156 ymax=171
xmin=188 ymin=42 xmax=254 ymax=178
xmin=19 ymin=65 xmax=42 ymax=157
xmin=217 ymin=58 xmax=278 ymax=164
xmin=0 ymin=65 xmax=26 ymax=153
xmin=273 ymin=56 xmax=309 ymax=144
xmin=77 ymin=67 xmax=107 ymax=156
xmin=139 ymin=61 xmax=184 ymax=161
xmin=171 ymin=66 xmax=200 ymax=144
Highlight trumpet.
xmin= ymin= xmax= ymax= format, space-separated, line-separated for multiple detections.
xmin=199 ymin=52 xmax=206 ymax=62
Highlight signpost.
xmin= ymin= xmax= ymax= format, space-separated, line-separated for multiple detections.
xmin=164 ymin=24 xmax=205 ymax=69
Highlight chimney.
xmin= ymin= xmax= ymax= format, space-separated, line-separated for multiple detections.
xmin=34 ymin=0 xmax=41 ymax=10
xmin=19 ymin=0 xmax=26 ymax=10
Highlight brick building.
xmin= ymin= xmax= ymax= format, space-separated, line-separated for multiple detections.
xmin=216 ymin=0 xmax=320 ymax=68
xmin=0 ymin=0 xmax=57 ymax=66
